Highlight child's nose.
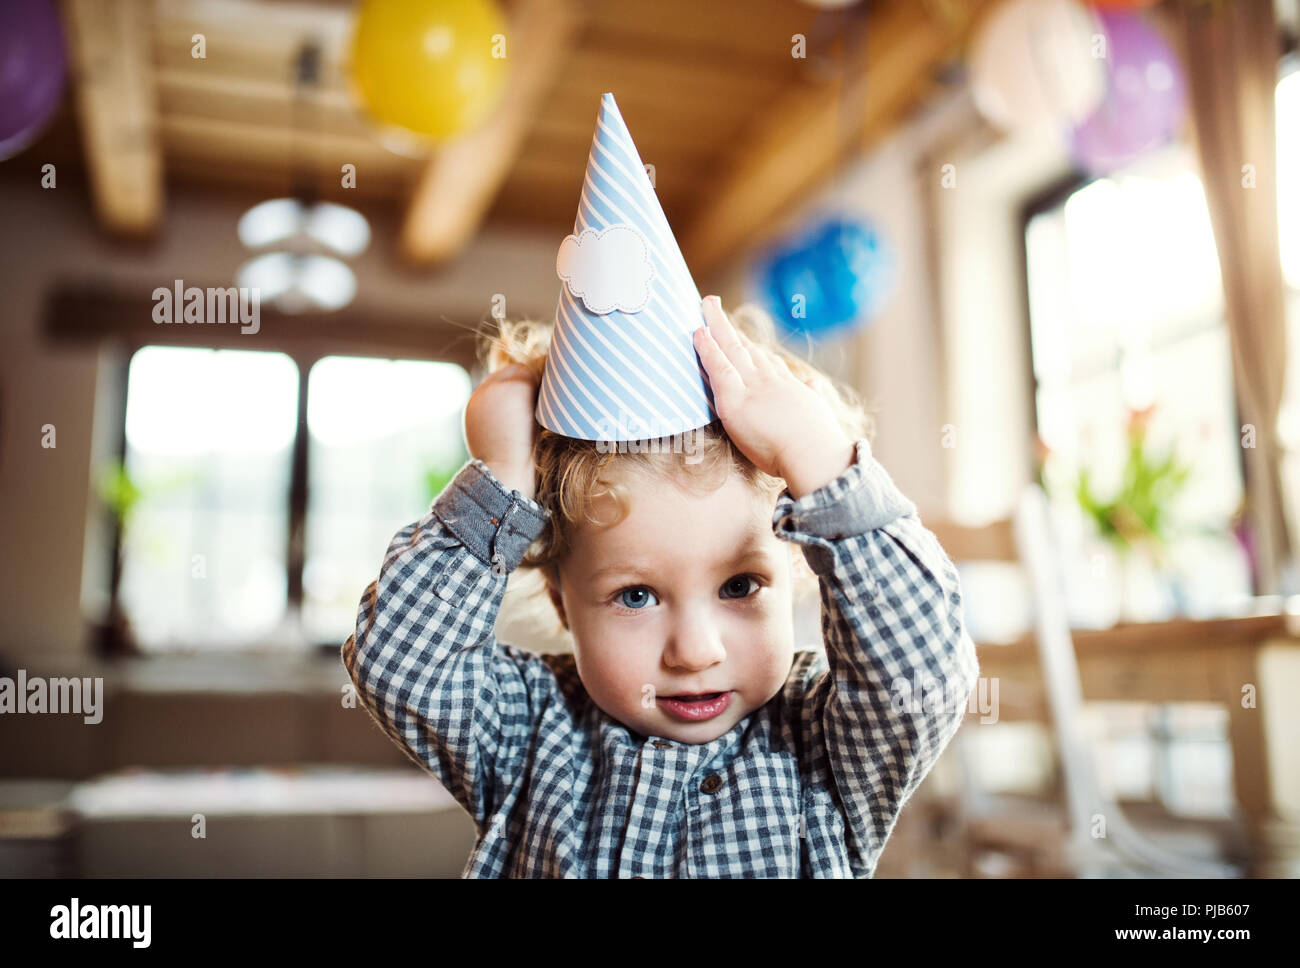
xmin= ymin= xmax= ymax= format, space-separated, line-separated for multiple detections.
xmin=662 ymin=610 xmax=726 ymax=671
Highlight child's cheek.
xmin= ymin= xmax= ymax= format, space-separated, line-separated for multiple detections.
xmin=742 ymin=603 xmax=796 ymax=695
xmin=573 ymin=619 xmax=651 ymax=710
xmin=742 ymin=595 xmax=794 ymax=647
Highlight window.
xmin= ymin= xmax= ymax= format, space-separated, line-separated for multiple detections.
xmin=120 ymin=348 xmax=297 ymax=649
xmin=114 ymin=347 xmax=471 ymax=652
xmin=1025 ymin=149 xmax=1243 ymax=509
xmin=1279 ymin=66 xmax=1300 ymax=292
xmin=1276 ymin=64 xmax=1300 ymax=547
xmin=303 ymin=356 xmax=472 ymax=644
xmin=1024 ymin=143 xmax=1251 ymax=613
xmin=1023 ymin=64 xmax=1300 ymax=614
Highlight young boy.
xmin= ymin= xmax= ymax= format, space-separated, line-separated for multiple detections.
xmin=342 ymin=294 xmax=979 ymax=877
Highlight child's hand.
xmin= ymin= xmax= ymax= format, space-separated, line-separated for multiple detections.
xmin=464 ymin=363 xmax=540 ymax=500
xmin=693 ymin=296 xmax=855 ymax=500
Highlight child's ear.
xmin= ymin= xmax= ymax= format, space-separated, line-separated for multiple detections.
xmin=545 ymin=564 xmax=569 ymax=631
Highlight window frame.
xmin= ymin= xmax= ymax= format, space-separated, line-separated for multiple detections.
xmin=99 ymin=334 xmax=480 ymax=656
xmin=1016 ymin=165 xmax=1251 ymax=543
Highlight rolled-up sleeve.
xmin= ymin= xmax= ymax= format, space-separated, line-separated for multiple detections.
xmin=341 ymin=458 xmax=553 ymax=830
xmin=773 ymin=437 xmax=979 ymax=876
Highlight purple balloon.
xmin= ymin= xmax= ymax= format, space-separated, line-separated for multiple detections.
xmin=1068 ymin=9 xmax=1187 ymax=176
xmin=0 ymin=0 xmax=68 ymax=161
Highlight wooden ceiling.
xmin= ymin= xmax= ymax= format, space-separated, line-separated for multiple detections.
xmin=24 ymin=0 xmax=996 ymax=275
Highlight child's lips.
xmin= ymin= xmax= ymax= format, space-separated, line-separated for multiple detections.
xmin=657 ymin=691 xmax=732 ymax=721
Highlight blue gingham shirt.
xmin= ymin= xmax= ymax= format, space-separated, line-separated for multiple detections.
xmin=342 ymin=437 xmax=979 ymax=877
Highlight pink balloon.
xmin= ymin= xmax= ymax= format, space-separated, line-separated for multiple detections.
xmin=969 ymin=0 xmax=1107 ymax=133
xmin=1069 ymin=9 xmax=1187 ymax=175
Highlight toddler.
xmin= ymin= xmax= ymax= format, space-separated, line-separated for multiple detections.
xmin=342 ymin=296 xmax=979 ymax=877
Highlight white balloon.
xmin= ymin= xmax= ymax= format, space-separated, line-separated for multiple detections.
xmin=969 ymin=0 xmax=1107 ymax=133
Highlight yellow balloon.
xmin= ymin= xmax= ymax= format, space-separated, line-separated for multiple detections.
xmin=350 ymin=0 xmax=508 ymax=142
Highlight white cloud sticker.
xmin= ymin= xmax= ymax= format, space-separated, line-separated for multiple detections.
xmin=556 ymin=224 xmax=656 ymax=315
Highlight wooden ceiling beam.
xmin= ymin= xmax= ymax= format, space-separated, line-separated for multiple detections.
xmin=159 ymin=116 xmax=413 ymax=188
xmin=579 ymin=0 xmax=816 ymax=58
xmin=157 ymin=70 xmax=359 ymax=126
xmin=43 ymin=283 xmax=484 ymax=371
xmin=679 ymin=0 xmax=997 ymax=277
xmin=156 ymin=0 xmax=354 ymax=52
xmin=165 ymin=156 xmax=403 ymax=205
xmin=62 ymin=0 xmax=164 ymax=235
xmin=563 ymin=45 xmax=789 ymax=102
xmin=400 ymin=0 xmax=580 ymax=265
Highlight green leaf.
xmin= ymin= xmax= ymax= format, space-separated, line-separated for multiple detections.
xmin=424 ymin=466 xmax=457 ymax=505
xmin=96 ymin=461 xmax=141 ymax=523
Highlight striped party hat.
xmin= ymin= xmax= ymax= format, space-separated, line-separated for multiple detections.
xmin=536 ymin=92 xmax=717 ymax=442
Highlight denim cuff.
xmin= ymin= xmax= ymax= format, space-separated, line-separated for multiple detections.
xmin=773 ymin=437 xmax=918 ymax=542
xmin=431 ymin=459 xmax=552 ymax=577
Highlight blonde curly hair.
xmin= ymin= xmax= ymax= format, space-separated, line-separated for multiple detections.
xmin=476 ymin=301 xmax=878 ymax=627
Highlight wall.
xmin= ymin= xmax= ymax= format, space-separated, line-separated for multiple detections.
xmin=0 ymin=173 xmax=564 ymax=657
xmin=1 ymin=94 xmax=1076 ymax=659
xmin=933 ymin=122 xmax=1074 ymax=524
xmin=711 ymin=86 xmax=1069 ymax=519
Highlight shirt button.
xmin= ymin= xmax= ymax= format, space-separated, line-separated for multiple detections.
xmin=652 ymin=740 xmax=673 ymax=749
xmin=700 ymin=774 xmax=723 ymax=794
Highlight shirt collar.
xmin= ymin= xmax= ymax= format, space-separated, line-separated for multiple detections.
xmin=593 ymin=703 xmax=756 ymax=767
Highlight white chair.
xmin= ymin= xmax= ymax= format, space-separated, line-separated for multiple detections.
xmin=935 ymin=484 xmax=1242 ymax=878
xmin=1012 ymin=483 xmax=1240 ymax=878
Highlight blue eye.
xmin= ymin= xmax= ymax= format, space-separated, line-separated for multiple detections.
xmin=618 ymin=587 xmax=658 ymax=610
xmin=720 ymin=575 xmax=758 ymax=600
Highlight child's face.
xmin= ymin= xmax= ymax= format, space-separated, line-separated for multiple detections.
xmin=547 ymin=463 xmax=795 ymax=745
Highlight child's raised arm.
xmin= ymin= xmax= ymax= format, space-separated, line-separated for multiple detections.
xmin=342 ymin=460 xmax=550 ymax=830
xmin=693 ymin=295 xmax=979 ymax=876
xmin=773 ymin=437 xmax=979 ymax=877
xmin=341 ymin=363 xmax=551 ymax=832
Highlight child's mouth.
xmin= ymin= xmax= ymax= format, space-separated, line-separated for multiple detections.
xmin=657 ymin=691 xmax=731 ymax=721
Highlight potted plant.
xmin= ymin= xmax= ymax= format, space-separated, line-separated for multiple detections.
xmin=1057 ymin=405 xmax=1197 ymax=623
xmin=92 ymin=459 xmax=142 ymax=657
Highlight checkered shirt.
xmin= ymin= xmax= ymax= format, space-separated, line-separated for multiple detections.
xmin=342 ymin=436 xmax=979 ymax=877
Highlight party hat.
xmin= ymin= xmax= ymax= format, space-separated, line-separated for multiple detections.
xmin=536 ymin=92 xmax=717 ymax=442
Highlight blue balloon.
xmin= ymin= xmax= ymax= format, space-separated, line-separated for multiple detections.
xmin=757 ymin=215 xmax=895 ymax=341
